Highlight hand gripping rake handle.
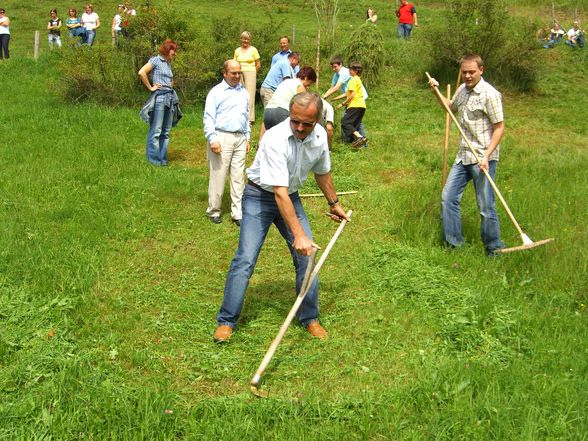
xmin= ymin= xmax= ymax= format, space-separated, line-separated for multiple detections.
xmin=425 ymin=73 xmax=528 ymax=241
xmin=250 ymin=210 xmax=353 ymax=396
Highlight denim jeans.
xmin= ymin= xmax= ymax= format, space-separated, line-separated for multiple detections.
xmin=217 ymin=184 xmax=319 ymax=328
xmin=442 ymin=161 xmax=504 ymax=253
xmin=48 ymin=34 xmax=62 ymax=49
xmin=83 ymin=29 xmax=96 ymax=46
xmin=398 ymin=23 xmax=413 ymax=38
xmin=145 ymin=99 xmax=173 ymax=165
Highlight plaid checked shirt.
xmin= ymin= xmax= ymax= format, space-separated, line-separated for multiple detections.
xmin=450 ymin=77 xmax=503 ymax=165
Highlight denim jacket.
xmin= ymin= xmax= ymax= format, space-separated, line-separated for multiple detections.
xmin=140 ymin=88 xmax=183 ymax=127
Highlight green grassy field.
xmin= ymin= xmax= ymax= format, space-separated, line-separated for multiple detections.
xmin=1 ymin=1 xmax=587 ymax=439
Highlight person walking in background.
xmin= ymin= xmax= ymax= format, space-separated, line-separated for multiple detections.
xmin=112 ymin=4 xmax=124 ymax=46
xmin=139 ymin=39 xmax=182 ymax=166
xmin=47 ymin=9 xmax=62 ymax=49
xmin=212 ymin=92 xmax=350 ymax=343
xmin=396 ymin=0 xmax=418 ymax=38
xmin=203 ymin=60 xmax=250 ymax=226
xmin=260 ymin=51 xmax=300 ymax=108
xmin=81 ymin=4 xmax=100 ymax=46
xmin=0 ymin=8 xmax=10 ymax=60
xmin=234 ymin=31 xmax=260 ymax=126
xmin=65 ymin=8 xmax=84 ymax=41
xmin=337 ymin=61 xmax=367 ymax=148
xmin=428 ymin=54 xmax=505 ymax=256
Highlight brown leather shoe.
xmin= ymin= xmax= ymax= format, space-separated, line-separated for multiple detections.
xmin=213 ymin=325 xmax=233 ymax=343
xmin=306 ymin=321 xmax=328 ymax=339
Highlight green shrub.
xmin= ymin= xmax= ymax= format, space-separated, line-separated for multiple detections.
xmin=428 ymin=0 xmax=540 ymax=91
xmin=55 ymin=7 xmax=287 ymax=105
xmin=342 ymin=23 xmax=385 ymax=87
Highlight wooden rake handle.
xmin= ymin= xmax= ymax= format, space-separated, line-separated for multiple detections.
xmin=425 ymin=73 xmax=525 ymax=238
xmin=250 ymin=210 xmax=353 ymax=394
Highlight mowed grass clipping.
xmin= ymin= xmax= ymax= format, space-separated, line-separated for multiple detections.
xmin=1 ymin=1 xmax=588 ymax=439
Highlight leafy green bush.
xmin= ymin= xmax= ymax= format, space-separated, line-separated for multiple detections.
xmin=342 ymin=23 xmax=385 ymax=87
xmin=428 ymin=0 xmax=540 ymax=91
xmin=55 ymin=6 xmax=287 ymax=105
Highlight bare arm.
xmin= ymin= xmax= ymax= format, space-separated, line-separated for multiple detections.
xmin=138 ymin=63 xmax=161 ymax=92
xmin=479 ymin=121 xmax=504 ymax=172
xmin=255 ymin=59 xmax=261 ymax=71
xmin=428 ymin=77 xmax=452 ymax=110
xmin=413 ymin=13 xmax=418 ymax=27
xmin=337 ymin=89 xmax=355 ymax=109
xmin=322 ymin=81 xmax=343 ymax=100
xmin=274 ymin=186 xmax=317 ymax=255
xmin=314 ymin=172 xmax=350 ymax=222
xmin=95 ymin=18 xmax=100 ymax=29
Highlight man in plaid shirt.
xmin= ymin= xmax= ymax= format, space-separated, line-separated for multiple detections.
xmin=429 ymin=54 xmax=505 ymax=255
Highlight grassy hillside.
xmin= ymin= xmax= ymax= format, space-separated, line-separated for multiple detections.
xmin=1 ymin=1 xmax=587 ymax=439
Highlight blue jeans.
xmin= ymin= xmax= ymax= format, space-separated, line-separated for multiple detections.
xmin=146 ymin=99 xmax=173 ymax=165
xmin=83 ymin=29 xmax=96 ymax=46
xmin=442 ymin=161 xmax=504 ymax=253
xmin=398 ymin=23 xmax=413 ymax=38
xmin=217 ymin=184 xmax=319 ymax=328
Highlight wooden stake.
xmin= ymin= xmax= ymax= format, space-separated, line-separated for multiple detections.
xmin=34 ymin=31 xmax=40 ymax=60
xmin=315 ymin=29 xmax=321 ymax=90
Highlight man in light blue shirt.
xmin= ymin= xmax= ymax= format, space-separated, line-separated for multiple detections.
xmin=213 ymin=92 xmax=350 ymax=343
xmin=203 ymin=59 xmax=250 ymax=225
xmin=260 ymin=52 xmax=300 ymax=108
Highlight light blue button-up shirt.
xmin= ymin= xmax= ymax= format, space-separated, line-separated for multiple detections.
xmin=203 ymin=79 xmax=250 ymax=144
xmin=261 ymin=59 xmax=294 ymax=91
xmin=247 ymin=118 xmax=331 ymax=194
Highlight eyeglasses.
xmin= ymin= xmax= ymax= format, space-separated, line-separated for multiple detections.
xmin=290 ymin=119 xmax=315 ymax=128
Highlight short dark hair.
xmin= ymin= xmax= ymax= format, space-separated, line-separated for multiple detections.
xmin=290 ymin=92 xmax=323 ymax=120
xmin=349 ymin=61 xmax=363 ymax=75
xmin=288 ymin=51 xmax=300 ymax=60
xmin=279 ymin=35 xmax=290 ymax=42
xmin=296 ymin=66 xmax=317 ymax=82
xmin=50 ymin=8 xmax=57 ymax=14
xmin=0 ymin=8 xmax=6 ymax=13
xmin=159 ymin=39 xmax=179 ymax=57
xmin=330 ymin=56 xmax=343 ymax=66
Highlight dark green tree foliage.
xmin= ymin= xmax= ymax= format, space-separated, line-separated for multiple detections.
xmin=343 ymin=24 xmax=385 ymax=88
xmin=429 ymin=0 xmax=539 ymax=91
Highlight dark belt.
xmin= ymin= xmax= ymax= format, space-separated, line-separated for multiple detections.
xmin=247 ymin=179 xmax=266 ymax=192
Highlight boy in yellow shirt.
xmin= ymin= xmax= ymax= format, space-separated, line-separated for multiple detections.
xmin=337 ymin=61 xmax=367 ymax=148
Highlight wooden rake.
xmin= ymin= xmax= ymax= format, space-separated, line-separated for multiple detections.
xmin=426 ymin=73 xmax=554 ymax=253
xmin=250 ymin=210 xmax=352 ymax=397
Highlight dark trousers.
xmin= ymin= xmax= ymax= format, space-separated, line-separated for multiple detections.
xmin=0 ymin=34 xmax=10 ymax=59
xmin=341 ymin=107 xmax=365 ymax=142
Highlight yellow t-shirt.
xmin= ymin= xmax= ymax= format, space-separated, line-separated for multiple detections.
xmin=234 ymin=46 xmax=260 ymax=72
xmin=347 ymin=76 xmax=366 ymax=109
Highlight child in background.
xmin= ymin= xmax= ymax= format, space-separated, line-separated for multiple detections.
xmin=337 ymin=61 xmax=367 ymax=148
xmin=47 ymin=9 xmax=62 ymax=49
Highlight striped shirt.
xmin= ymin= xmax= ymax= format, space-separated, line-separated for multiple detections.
xmin=451 ymin=77 xmax=503 ymax=165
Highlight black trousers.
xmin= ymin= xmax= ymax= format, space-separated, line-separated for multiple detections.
xmin=341 ymin=107 xmax=365 ymax=143
xmin=0 ymin=34 xmax=9 ymax=59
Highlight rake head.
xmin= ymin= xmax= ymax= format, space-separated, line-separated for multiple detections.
xmin=496 ymin=238 xmax=554 ymax=254
xmin=250 ymin=375 xmax=269 ymax=398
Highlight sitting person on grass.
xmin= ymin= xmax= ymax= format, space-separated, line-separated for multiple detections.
xmin=543 ymin=22 xmax=565 ymax=48
xmin=565 ymin=21 xmax=585 ymax=48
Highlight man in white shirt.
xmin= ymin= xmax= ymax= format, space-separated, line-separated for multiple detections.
xmin=203 ymin=60 xmax=250 ymax=225
xmin=213 ymin=93 xmax=349 ymax=343
xmin=565 ymin=21 xmax=585 ymax=48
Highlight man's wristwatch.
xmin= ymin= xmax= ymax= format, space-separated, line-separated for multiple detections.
xmin=328 ymin=197 xmax=339 ymax=207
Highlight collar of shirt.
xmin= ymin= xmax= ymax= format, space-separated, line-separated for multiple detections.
xmin=468 ymin=77 xmax=486 ymax=95
xmin=221 ymin=79 xmax=243 ymax=91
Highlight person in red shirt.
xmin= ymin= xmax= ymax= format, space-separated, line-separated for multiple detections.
xmin=396 ymin=0 xmax=418 ymax=38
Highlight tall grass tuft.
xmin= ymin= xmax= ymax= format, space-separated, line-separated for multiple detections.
xmin=342 ymin=23 xmax=384 ymax=88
